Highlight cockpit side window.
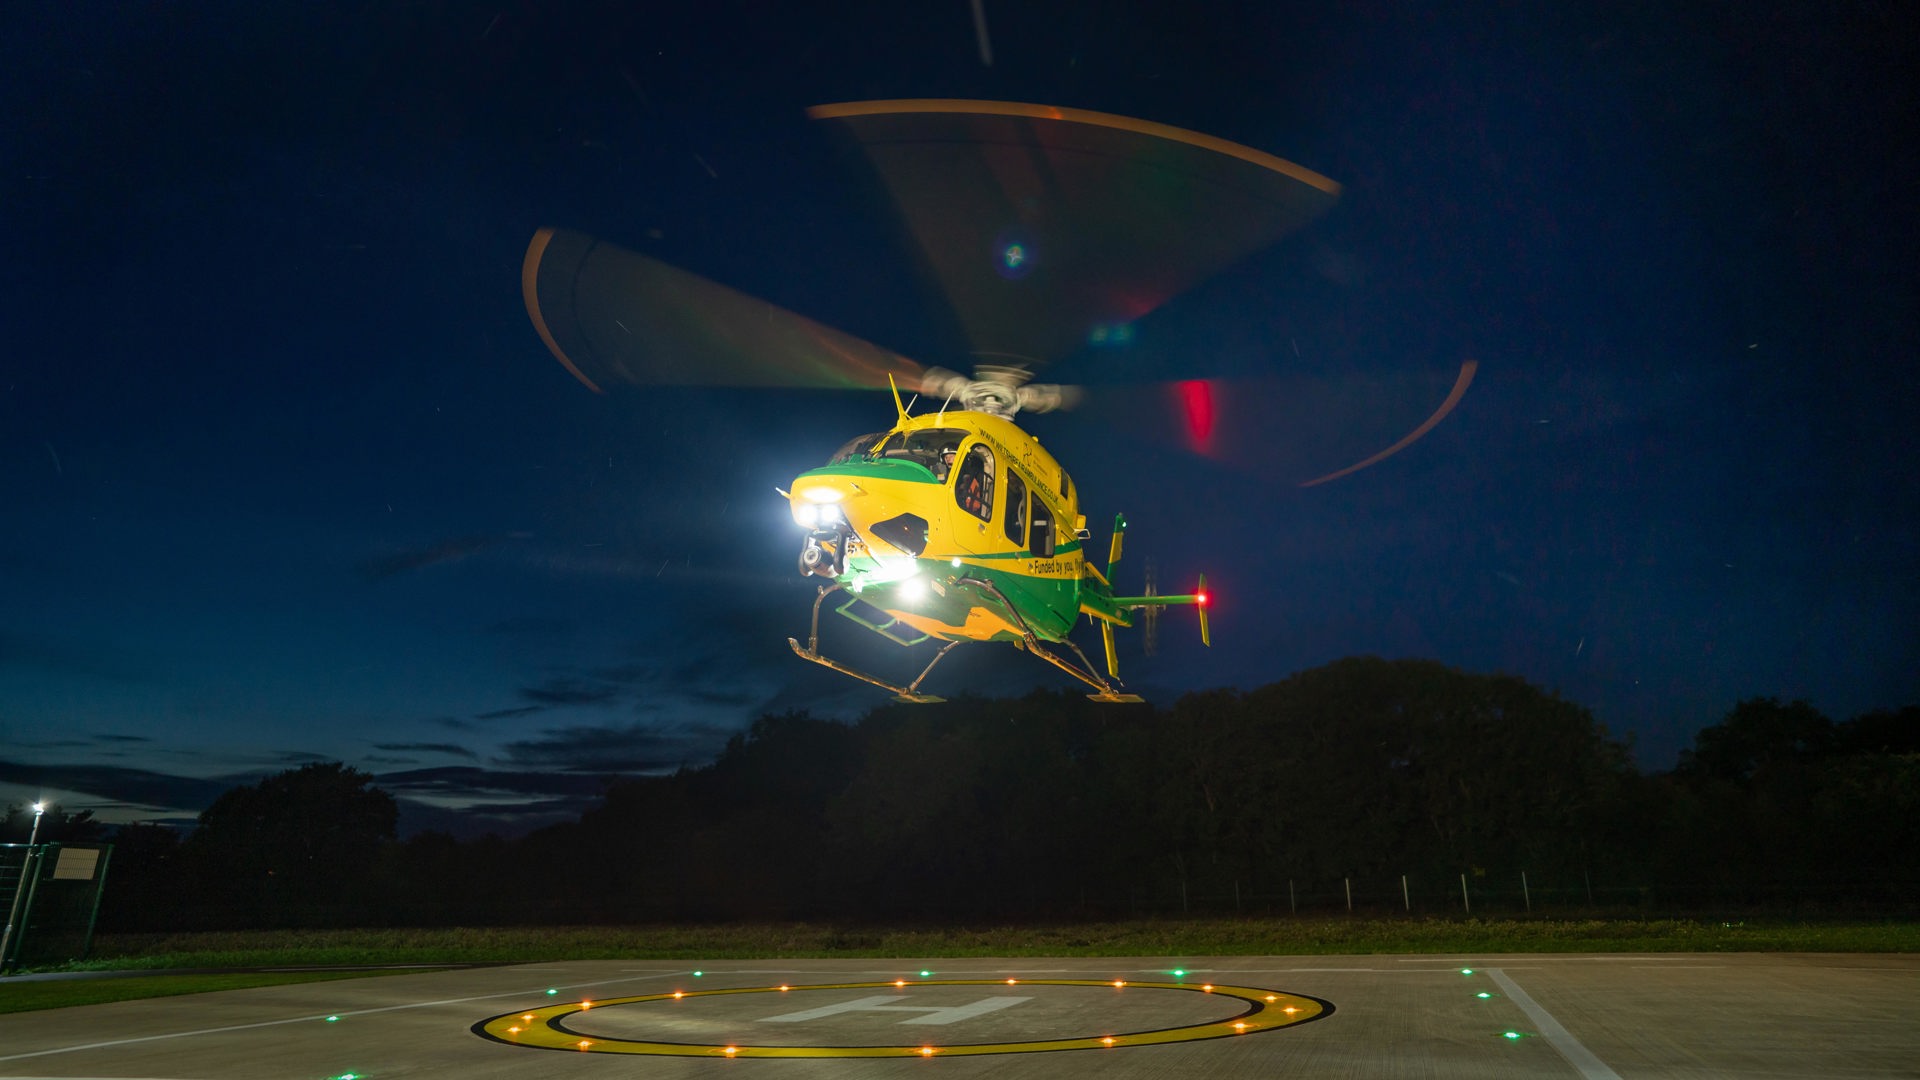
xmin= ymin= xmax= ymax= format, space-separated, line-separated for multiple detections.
xmin=954 ymin=443 xmax=994 ymax=521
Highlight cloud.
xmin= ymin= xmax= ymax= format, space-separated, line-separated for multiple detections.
xmin=372 ymin=742 xmax=478 ymax=760
xmin=496 ymin=721 xmax=734 ymax=773
xmin=356 ymin=536 xmax=500 ymax=582
xmin=374 ymin=765 xmax=617 ymax=801
xmin=0 ymin=759 xmax=633 ymax=838
xmin=0 ymin=761 xmax=235 ymax=817
xmin=518 ymin=677 xmax=622 ymax=707
xmin=375 ymin=766 xmax=625 ymax=836
xmin=92 ymin=733 xmax=153 ymax=743
xmin=473 ymin=705 xmax=544 ymax=720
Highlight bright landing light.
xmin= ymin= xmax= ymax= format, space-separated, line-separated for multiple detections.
xmin=795 ymin=502 xmax=844 ymax=529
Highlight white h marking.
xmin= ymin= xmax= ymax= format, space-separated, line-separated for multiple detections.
xmin=760 ymin=994 xmax=1032 ymax=1026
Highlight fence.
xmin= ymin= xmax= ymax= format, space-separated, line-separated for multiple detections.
xmin=1 ymin=842 xmax=113 ymax=971
xmin=1111 ymin=868 xmax=1920 ymax=920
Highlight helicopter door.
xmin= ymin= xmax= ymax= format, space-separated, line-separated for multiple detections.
xmin=950 ymin=441 xmax=997 ymax=554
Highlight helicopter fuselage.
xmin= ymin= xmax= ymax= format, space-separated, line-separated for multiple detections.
xmin=785 ymin=409 xmax=1111 ymax=646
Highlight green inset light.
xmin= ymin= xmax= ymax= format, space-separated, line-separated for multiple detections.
xmin=919 ymin=970 xmax=932 ymax=978
xmin=1460 ymin=968 xmax=1475 ymax=975
xmin=1172 ymin=969 xmax=1186 ymax=978
xmin=1503 ymin=1031 xmax=1525 ymax=1040
xmin=325 ymin=1015 xmax=340 ymax=1022
xmin=1476 ymin=992 xmax=1493 ymax=999
xmin=693 ymin=970 xmax=704 ymax=977
xmin=546 ymin=989 xmax=559 ymax=996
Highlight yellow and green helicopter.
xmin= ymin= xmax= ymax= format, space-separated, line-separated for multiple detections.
xmin=773 ymin=371 xmax=1205 ymax=703
xmin=521 ymin=99 xmax=1469 ymax=702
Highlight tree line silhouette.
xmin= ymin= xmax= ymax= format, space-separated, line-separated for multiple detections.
xmin=9 ymin=657 xmax=1915 ymax=930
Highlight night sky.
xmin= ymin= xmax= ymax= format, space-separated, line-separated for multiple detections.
xmin=4 ymin=2 xmax=1914 ymax=835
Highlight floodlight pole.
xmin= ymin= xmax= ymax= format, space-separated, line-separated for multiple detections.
xmin=1 ymin=802 xmax=48 ymax=973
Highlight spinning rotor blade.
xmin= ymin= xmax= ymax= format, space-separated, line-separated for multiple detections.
xmin=810 ymin=99 xmax=1340 ymax=375
xmin=522 ymin=227 xmax=925 ymax=393
xmin=1198 ymin=360 xmax=1479 ymax=485
xmin=1298 ymin=360 xmax=1478 ymax=487
xmin=1066 ymin=360 xmax=1480 ymax=487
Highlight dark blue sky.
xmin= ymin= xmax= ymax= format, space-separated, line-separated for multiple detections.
xmin=3 ymin=1 xmax=1914 ymax=834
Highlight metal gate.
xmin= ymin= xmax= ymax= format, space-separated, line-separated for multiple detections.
xmin=0 ymin=842 xmax=113 ymax=972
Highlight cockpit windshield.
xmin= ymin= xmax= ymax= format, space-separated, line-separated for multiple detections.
xmin=826 ymin=432 xmax=889 ymax=464
xmin=827 ymin=428 xmax=970 ymax=479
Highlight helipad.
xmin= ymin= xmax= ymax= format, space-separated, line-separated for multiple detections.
xmin=472 ymin=977 xmax=1330 ymax=1057
xmin=2 ymin=953 xmax=1917 ymax=1078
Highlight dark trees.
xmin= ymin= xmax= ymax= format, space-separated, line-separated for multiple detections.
xmin=1149 ymin=658 xmax=1639 ymax=905
xmin=181 ymin=763 xmax=398 ymax=926
xmin=1675 ymin=697 xmax=1836 ymax=783
xmin=528 ymin=661 xmax=1640 ymax=920
xmin=79 ymin=669 xmax=1916 ymax=929
xmin=1662 ymin=698 xmax=1920 ymax=899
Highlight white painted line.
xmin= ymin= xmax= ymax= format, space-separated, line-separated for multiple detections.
xmin=0 ymin=970 xmax=682 ymax=1064
xmin=1486 ymin=968 xmax=1621 ymax=1080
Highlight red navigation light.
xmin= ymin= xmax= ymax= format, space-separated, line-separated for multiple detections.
xmin=1196 ymin=591 xmax=1210 ymax=606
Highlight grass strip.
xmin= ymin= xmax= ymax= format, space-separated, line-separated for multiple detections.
xmin=69 ymin=917 xmax=1920 ymax=970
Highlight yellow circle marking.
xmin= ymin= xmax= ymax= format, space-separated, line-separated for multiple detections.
xmin=473 ymin=979 xmax=1329 ymax=1058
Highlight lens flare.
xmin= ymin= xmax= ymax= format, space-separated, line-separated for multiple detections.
xmin=1177 ymin=380 xmax=1216 ymax=450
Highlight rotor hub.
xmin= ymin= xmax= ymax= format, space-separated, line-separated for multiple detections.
xmin=921 ymin=365 xmax=1079 ymax=419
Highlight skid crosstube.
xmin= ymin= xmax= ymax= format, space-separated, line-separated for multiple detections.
xmin=790 ymin=583 xmax=952 ymax=702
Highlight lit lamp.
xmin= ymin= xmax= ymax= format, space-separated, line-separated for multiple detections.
xmin=0 ymin=801 xmax=48 ymax=973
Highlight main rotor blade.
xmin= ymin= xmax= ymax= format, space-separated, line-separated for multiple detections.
xmin=1054 ymin=361 xmax=1478 ymax=487
xmin=522 ymin=227 xmax=925 ymax=393
xmin=809 ymin=99 xmax=1339 ymax=374
xmin=1298 ymin=360 xmax=1478 ymax=487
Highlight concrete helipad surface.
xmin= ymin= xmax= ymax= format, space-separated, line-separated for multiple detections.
xmin=1 ymin=953 xmax=1916 ymax=1078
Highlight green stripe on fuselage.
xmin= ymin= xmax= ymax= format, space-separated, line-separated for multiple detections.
xmin=947 ymin=539 xmax=1083 ymax=560
xmin=844 ymin=555 xmax=1082 ymax=643
xmin=795 ymin=460 xmax=939 ymax=484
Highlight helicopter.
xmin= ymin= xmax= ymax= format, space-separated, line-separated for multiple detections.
xmin=520 ymin=99 xmax=1467 ymax=702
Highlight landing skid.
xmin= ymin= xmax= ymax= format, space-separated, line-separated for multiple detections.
xmin=955 ymin=577 xmax=1145 ymax=703
xmin=788 ymin=583 xmax=954 ymax=703
xmin=789 ymin=579 xmax=1145 ymax=705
